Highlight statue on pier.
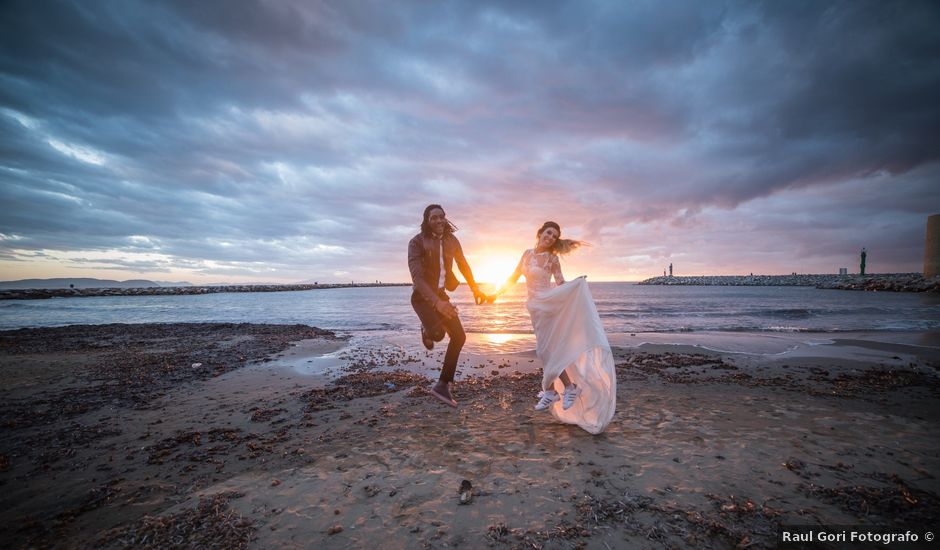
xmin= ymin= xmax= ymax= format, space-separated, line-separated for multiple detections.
xmin=669 ymin=263 xmax=673 ymax=277
xmin=860 ymin=248 xmax=867 ymax=276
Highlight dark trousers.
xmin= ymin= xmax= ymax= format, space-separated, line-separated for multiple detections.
xmin=411 ymin=289 xmax=466 ymax=383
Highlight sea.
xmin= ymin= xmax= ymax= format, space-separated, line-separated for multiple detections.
xmin=1 ymin=283 xmax=938 ymax=357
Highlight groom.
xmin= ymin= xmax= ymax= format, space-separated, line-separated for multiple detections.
xmin=408 ymin=204 xmax=486 ymax=408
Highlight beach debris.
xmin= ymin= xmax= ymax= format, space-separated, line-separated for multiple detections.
xmin=805 ymin=368 xmax=940 ymax=398
xmin=803 ymin=475 xmax=940 ymax=523
xmin=486 ymin=522 xmax=511 ymax=542
xmin=0 ymin=323 xmax=339 ymax=431
xmin=337 ymin=344 xmax=420 ymax=372
xmin=250 ymin=407 xmax=286 ymax=422
xmin=53 ymin=480 xmax=123 ymax=524
xmin=97 ymin=492 xmax=254 ymax=549
xmin=327 ymin=524 xmax=343 ymax=535
xmin=618 ymin=352 xmax=738 ymax=382
xmin=485 ymin=520 xmax=586 ymax=547
xmin=573 ymin=491 xmax=783 ymax=548
xmin=615 ymin=352 xmax=940 ymax=399
xmin=144 ymin=427 xmax=251 ymax=467
xmin=191 ymin=362 xmax=202 ymax=368
xmin=459 ymin=479 xmax=473 ymax=504
xmin=300 ymin=370 xmax=427 ymax=411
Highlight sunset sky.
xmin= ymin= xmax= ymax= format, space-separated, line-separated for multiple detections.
xmin=1 ymin=1 xmax=938 ymax=284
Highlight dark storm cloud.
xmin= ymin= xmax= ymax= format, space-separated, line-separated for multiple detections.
xmin=1 ymin=0 xmax=937 ymax=280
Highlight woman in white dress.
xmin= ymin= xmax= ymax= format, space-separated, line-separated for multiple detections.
xmin=493 ymin=221 xmax=616 ymax=434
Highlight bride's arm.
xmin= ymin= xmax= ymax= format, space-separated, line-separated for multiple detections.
xmin=495 ymin=252 xmax=526 ymax=296
xmin=552 ymin=255 xmax=565 ymax=285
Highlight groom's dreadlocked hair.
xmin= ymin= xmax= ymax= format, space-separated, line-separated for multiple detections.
xmin=538 ymin=221 xmax=585 ymax=256
xmin=420 ymin=204 xmax=459 ymax=237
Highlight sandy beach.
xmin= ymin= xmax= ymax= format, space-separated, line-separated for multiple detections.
xmin=1 ymin=324 xmax=939 ymax=549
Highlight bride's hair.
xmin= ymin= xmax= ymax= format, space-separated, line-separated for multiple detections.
xmin=538 ymin=221 xmax=585 ymax=255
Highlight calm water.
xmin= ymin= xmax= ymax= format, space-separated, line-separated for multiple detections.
xmin=1 ymin=283 xmax=938 ymax=335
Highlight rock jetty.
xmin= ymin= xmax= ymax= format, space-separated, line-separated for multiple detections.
xmin=638 ymin=273 xmax=939 ymax=292
xmin=0 ymin=282 xmax=412 ymax=300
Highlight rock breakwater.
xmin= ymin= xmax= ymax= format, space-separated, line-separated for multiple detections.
xmin=638 ymin=273 xmax=939 ymax=292
xmin=0 ymin=282 xmax=412 ymax=300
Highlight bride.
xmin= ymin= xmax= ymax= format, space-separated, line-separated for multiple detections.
xmin=492 ymin=221 xmax=616 ymax=434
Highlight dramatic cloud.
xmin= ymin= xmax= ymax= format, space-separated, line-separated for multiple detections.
xmin=1 ymin=0 xmax=938 ymax=283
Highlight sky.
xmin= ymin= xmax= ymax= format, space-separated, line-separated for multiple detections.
xmin=1 ymin=0 xmax=938 ymax=285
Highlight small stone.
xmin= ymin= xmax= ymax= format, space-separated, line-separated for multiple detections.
xmin=459 ymin=479 xmax=473 ymax=504
xmin=327 ymin=525 xmax=343 ymax=535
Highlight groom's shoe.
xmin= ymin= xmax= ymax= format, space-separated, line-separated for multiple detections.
xmin=421 ymin=327 xmax=434 ymax=351
xmin=430 ymin=381 xmax=457 ymax=408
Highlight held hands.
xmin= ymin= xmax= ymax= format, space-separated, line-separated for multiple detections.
xmin=472 ymin=287 xmax=488 ymax=305
xmin=472 ymin=287 xmax=498 ymax=305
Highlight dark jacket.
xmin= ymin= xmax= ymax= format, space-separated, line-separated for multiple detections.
xmin=408 ymin=232 xmax=479 ymax=306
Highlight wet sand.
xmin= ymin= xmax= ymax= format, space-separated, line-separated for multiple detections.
xmin=1 ymin=324 xmax=938 ymax=549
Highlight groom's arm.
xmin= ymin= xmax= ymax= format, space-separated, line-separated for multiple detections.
xmin=452 ymin=238 xmax=481 ymax=295
xmin=408 ymin=236 xmax=442 ymax=305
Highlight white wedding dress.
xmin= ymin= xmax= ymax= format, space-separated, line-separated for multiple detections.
xmin=522 ymin=250 xmax=616 ymax=434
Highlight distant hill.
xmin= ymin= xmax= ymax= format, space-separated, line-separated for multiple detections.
xmin=0 ymin=278 xmax=162 ymax=290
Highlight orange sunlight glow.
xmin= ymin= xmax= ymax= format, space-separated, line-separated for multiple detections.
xmin=471 ymin=252 xmax=521 ymax=285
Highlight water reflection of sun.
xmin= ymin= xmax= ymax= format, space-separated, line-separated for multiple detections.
xmin=485 ymin=333 xmax=515 ymax=345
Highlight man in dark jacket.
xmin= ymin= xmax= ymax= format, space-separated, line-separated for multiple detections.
xmin=408 ymin=204 xmax=486 ymax=407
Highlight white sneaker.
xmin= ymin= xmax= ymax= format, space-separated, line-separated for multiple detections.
xmin=534 ymin=390 xmax=560 ymax=411
xmin=562 ymin=384 xmax=582 ymax=410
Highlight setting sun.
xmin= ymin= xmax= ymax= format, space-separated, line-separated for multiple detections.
xmin=470 ymin=253 xmax=521 ymax=285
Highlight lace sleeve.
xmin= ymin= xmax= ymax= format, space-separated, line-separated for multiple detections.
xmin=551 ymin=254 xmax=565 ymax=285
